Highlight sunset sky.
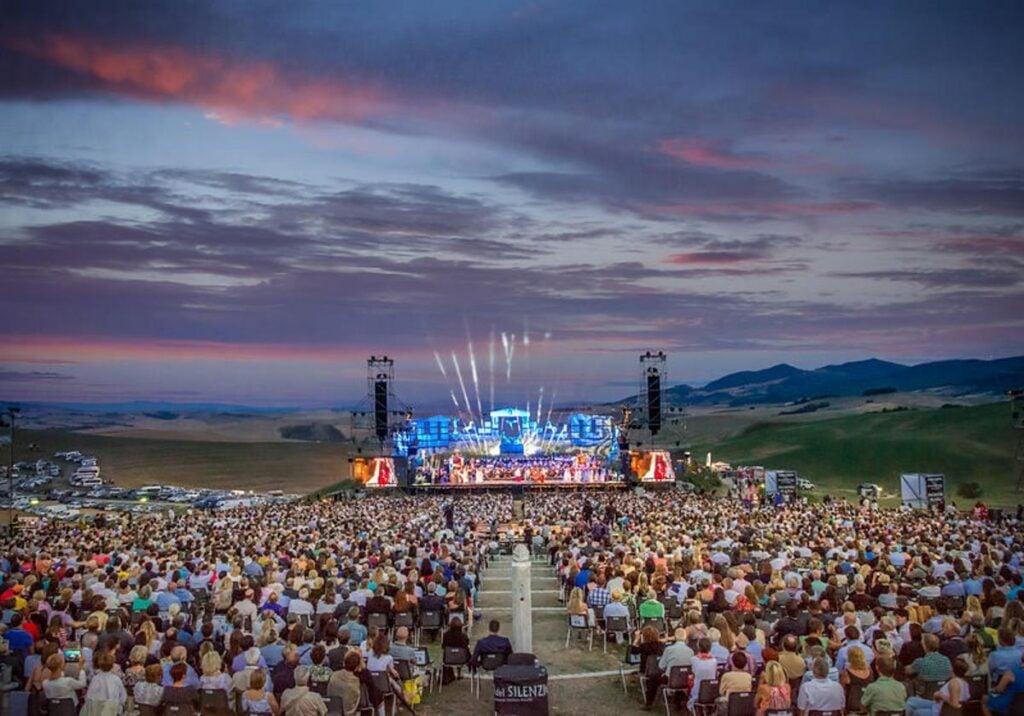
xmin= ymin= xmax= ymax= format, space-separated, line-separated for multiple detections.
xmin=2 ymin=2 xmax=1023 ymax=407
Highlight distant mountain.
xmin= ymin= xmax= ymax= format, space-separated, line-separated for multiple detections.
xmin=655 ymin=355 xmax=1024 ymax=407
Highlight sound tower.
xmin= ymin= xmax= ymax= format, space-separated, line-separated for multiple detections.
xmin=647 ymin=370 xmax=662 ymax=436
xmin=374 ymin=379 xmax=388 ymax=442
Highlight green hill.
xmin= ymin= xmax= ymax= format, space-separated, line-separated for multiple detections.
xmin=695 ymin=402 xmax=1021 ymax=506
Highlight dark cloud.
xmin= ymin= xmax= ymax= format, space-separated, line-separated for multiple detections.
xmin=0 ymin=370 xmax=74 ymax=382
xmin=853 ymin=171 xmax=1024 ymax=217
xmin=831 ymin=267 xmax=1021 ymax=288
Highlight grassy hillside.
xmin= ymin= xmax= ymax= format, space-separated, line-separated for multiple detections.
xmin=16 ymin=429 xmax=355 ymax=494
xmin=695 ymin=402 xmax=1021 ymax=506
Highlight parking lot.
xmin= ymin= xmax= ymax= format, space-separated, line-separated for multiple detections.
xmin=1 ymin=450 xmax=300 ymax=522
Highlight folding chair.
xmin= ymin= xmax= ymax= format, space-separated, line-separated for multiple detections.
xmin=604 ymin=615 xmax=632 ymax=653
xmin=807 ymin=711 xmax=843 ymax=716
xmin=413 ymin=646 xmax=439 ymax=694
xmin=638 ymin=656 xmax=662 ymax=707
xmin=199 ymin=687 xmax=231 ymax=716
xmin=418 ymin=610 xmax=443 ymax=645
xmin=369 ymin=670 xmax=396 ymax=716
xmin=138 ymin=705 xmax=161 ymax=716
xmin=662 ymin=665 xmax=693 ymax=716
xmin=321 ymin=694 xmax=344 ymax=715
xmin=439 ymin=646 xmax=470 ymax=692
xmin=46 ymin=699 xmax=78 ymax=716
xmin=164 ymin=704 xmax=198 ymax=716
xmin=726 ymin=690 xmax=755 ymax=716
xmin=393 ymin=610 xmax=415 ymax=640
xmin=619 ymin=648 xmax=642 ymax=694
xmin=366 ymin=612 xmax=389 ymax=631
xmin=507 ymin=653 xmax=537 ymax=666
xmin=642 ymin=616 xmax=668 ymax=637
xmin=692 ymin=679 xmax=720 ymax=716
xmin=564 ymin=613 xmax=594 ymax=650
xmin=846 ymin=681 xmax=867 ymax=714
xmin=473 ymin=651 xmax=508 ymax=698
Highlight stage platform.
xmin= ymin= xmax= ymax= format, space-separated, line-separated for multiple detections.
xmin=374 ymin=480 xmax=679 ymax=494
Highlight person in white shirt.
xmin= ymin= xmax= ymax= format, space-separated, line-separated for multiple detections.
xmin=797 ymin=657 xmax=845 ymax=714
xmin=42 ymin=653 xmax=88 ymax=706
xmin=84 ymin=650 xmax=128 ymax=711
xmin=287 ymin=588 xmax=315 ymax=620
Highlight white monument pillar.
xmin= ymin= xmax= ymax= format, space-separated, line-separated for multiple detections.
xmin=511 ymin=543 xmax=533 ymax=653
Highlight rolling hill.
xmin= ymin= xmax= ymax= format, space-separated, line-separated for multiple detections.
xmin=696 ymin=402 xmax=1021 ymax=506
xmin=661 ymin=355 xmax=1024 ymax=406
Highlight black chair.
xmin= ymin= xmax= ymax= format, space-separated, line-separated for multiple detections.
xmin=693 ymin=679 xmax=720 ymax=716
xmin=368 ymin=670 xmax=396 ymax=716
xmin=916 ymin=679 xmax=944 ymax=699
xmin=638 ymin=655 xmax=662 ymax=706
xmin=138 ymin=704 xmax=161 ymax=716
xmin=393 ymin=611 xmax=415 ymax=639
xmin=874 ymin=711 xmax=905 ymax=716
xmin=418 ymin=610 xmax=442 ymax=645
xmin=296 ymin=613 xmax=312 ymax=629
xmin=619 ymin=649 xmax=642 ymax=693
xmin=439 ymin=646 xmax=470 ymax=691
xmin=604 ymin=615 xmax=632 ymax=652
xmin=366 ymin=612 xmax=389 ymax=630
xmin=46 ymin=699 xmax=77 ymax=716
xmin=321 ymin=694 xmax=344 ymax=716
xmin=507 ymin=653 xmax=538 ymax=667
xmin=642 ymin=616 xmax=668 ymax=637
xmin=355 ymin=684 xmax=377 ymax=716
xmin=199 ymin=687 xmax=231 ymax=715
xmin=473 ymin=651 xmax=508 ymax=698
xmin=164 ymin=704 xmax=198 ymax=716
xmin=662 ymin=665 xmax=693 ymax=715
xmin=807 ymin=711 xmax=844 ymax=716
xmin=727 ymin=690 xmax=756 ymax=716
xmin=847 ymin=681 xmax=867 ymax=714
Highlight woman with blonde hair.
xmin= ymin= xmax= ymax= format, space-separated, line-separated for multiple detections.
xmin=755 ymin=661 xmax=791 ymax=716
xmin=122 ymin=645 xmax=149 ymax=692
xmin=567 ymin=586 xmax=593 ymax=625
xmin=713 ymin=614 xmax=735 ymax=651
xmin=199 ymin=650 xmax=232 ymax=693
xmin=840 ymin=645 xmax=874 ymax=694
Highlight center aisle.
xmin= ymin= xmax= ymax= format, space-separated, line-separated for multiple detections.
xmin=416 ymin=545 xmax=648 ymax=715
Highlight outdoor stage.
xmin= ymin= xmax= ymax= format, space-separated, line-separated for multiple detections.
xmin=377 ymin=479 xmax=680 ymax=494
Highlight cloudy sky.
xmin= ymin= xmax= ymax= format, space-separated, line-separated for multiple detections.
xmin=1 ymin=1 xmax=1023 ymax=407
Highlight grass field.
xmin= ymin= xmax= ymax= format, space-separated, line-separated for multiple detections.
xmin=13 ymin=401 xmax=1021 ymax=504
xmin=693 ymin=401 xmax=1021 ymax=506
xmin=17 ymin=429 xmax=355 ymax=494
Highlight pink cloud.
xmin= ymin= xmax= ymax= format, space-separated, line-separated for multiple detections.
xmin=0 ymin=335 xmax=385 ymax=364
xmin=646 ymin=199 xmax=878 ymax=219
xmin=6 ymin=33 xmax=392 ymax=127
xmin=664 ymin=251 xmax=758 ymax=265
xmin=658 ymin=137 xmax=772 ymax=170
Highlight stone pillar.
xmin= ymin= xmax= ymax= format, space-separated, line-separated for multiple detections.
xmin=511 ymin=543 xmax=533 ymax=653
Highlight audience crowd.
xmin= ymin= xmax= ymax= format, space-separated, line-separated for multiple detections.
xmin=1 ymin=487 xmax=1022 ymax=715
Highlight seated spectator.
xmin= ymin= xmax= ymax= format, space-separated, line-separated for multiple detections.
xmin=631 ymin=625 xmax=664 ymax=710
xmin=755 ymin=661 xmax=791 ymax=716
xmin=84 ymin=648 xmax=128 ymax=711
xmin=200 ymin=650 xmax=232 ymax=692
xmin=471 ymin=619 xmax=513 ymax=669
xmin=241 ymin=668 xmax=279 ymax=715
xmin=161 ymin=662 xmax=199 ymax=710
xmin=133 ymin=663 xmax=165 ymax=709
xmin=906 ymin=656 xmax=970 ymax=716
xmin=797 ymin=657 xmax=845 ymax=714
xmin=839 ymin=645 xmax=874 ymax=694
xmin=41 ymin=653 xmax=88 ymax=706
xmin=907 ymin=633 xmax=952 ymax=686
xmin=779 ymin=634 xmax=807 ymax=681
xmin=718 ymin=651 xmax=753 ymax=715
xmin=690 ymin=637 xmax=719 ymax=712
xmin=984 ymin=657 xmax=1024 ymax=716
xmin=279 ymin=665 xmax=327 ymax=716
